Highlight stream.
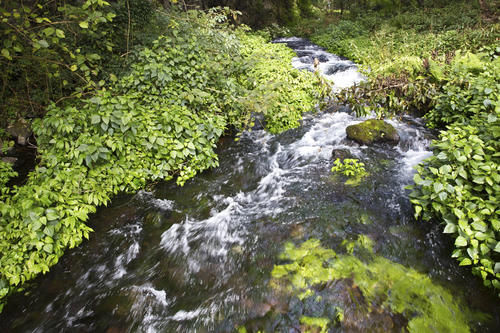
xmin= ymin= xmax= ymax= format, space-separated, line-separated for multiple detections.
xmin=2 ymin=38 xmax=499 ymax=332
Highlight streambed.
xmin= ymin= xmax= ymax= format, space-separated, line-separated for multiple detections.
xmin=2 ymin=38 xmax=499 ymax=332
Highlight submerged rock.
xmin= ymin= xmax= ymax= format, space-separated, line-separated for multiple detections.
xmin=269 ymin=239 xmax=476 ymax=333
xmin=330 ymin=148 xmax=353 ymax=162
xmin=346 ymin=119 xmax=399 ymax=145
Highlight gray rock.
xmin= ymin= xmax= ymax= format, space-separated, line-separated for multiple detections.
xmin=331 ymin=148 xmax=353 ymax=161
xmin=7 ymin=118 xmax=32 ymax=145
xmin=1 ymin=156 xmax=18 ymax=165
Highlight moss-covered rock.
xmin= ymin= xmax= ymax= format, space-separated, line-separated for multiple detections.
xmin=346 ymin=119 xmax=399 ymax=145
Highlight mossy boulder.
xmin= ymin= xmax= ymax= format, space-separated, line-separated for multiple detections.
xmin=346 ymin=119 xmax=399 ymax=145
xmin=7 ymin=118 xmax=32 ymax=145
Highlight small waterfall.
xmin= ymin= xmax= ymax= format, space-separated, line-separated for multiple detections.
xmin=274 ymin=37 xmax=365 ymax=90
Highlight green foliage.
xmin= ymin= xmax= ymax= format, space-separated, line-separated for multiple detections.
xmin=271 ymin=238 xmax=479 ymax=332
xmin=0 ymin=0 xmax=117 ymax=124
xmin=0 ymin=8 xmax=324 ymax=311
xmin=238 ymin=32 xmax=328 ymax=133
xmin=309 ymin=2 xmax=498 ymax=119
xmin=409 ymin=49 xmax=500 ymax=292
xmin=0 ymin=160 xmax=17 ymax=195
xmin=331 ymin=158 xmax=367 ymax=178
xmin=0 ymin=0 xmax=163 ymax=128
xmin=311 ymin=1 xmax=490 ymax=73
xmin=425 ymin=52 xmax=500 ymax=128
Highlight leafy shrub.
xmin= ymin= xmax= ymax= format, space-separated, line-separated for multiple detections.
xmin=0 ymin=0 xmax=117 ymax=126
xmin=410 ymin=114 xmax=500 ymax=291
xmin=331 ymin=158 xmax=367 ymax=177
xmin=310 ymin=20 xmax=368 ymax=60
xmin=238 ymin=32 xmax=327 ymax=133
xmin=0 ymin=8 xmax=324 ymax=311
xmin=410 ymin=51 xmax=500 ymax=293
xmin=0 ymin=161 xmax=17 ymax=195
xmin=426 ymin=53 xmax=499 ymax=127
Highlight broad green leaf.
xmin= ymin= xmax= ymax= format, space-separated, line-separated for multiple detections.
xmin=38 ymin=39 xmax=49 ymax=48
xmin=1 ymin=48 xmax=11 ymax=60
xmin=55 ymin=29 xmax=65 ymax=38
xmin=455 ymin=236 xmax=467 ymax=247
xmin=459 ymin=258 xmax=472 ymax=266
xmin=443 ymin=223 xmax=457 ymax=234
xmin=43 ymin=244 xmax=53 ymax=253
xmin=91 ymin=115 xmax=101 ymax=124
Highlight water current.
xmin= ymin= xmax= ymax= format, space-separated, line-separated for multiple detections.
xmin=2 ymin=38 xmax=499 ymax=332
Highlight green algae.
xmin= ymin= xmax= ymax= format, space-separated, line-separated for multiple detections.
xmin=271 ymin=238 xmax=481 ymax=333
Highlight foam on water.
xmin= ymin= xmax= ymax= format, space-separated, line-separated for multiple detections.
xmin=275 ymin=37 xmax=365 ymax=90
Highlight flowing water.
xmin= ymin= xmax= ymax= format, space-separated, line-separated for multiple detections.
xmin=2 ymin=38 xmax=499 ymax=332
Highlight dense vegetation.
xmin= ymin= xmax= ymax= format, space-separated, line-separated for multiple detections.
xmin=0 ymin=2 xmax=326 ymax=311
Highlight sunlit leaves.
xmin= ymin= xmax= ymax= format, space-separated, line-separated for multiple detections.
xmin=409 ymin=53 xmax=500 ymax=294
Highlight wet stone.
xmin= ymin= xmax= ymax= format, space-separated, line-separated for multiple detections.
xmin=330 ymin=148 xmax=353 ymax=162
xmin=298 ymin=56 xmax=314 ymax=64
xmin=315 ymin=54 xmax=330 ymax=63
xmin=325 ymin=63 xmax=354 ymax=75
xmin=346 ymin=119 xmax=400 ymax=145
xmin=296 ymin=50 xmax=314 ymax=58
xmin=7 ymin=118 xmax=32 ymax=145
xmin=290 ymin=224 xmax=305 ymax=239
xmin=1 ymin=156 xmax=18 ymax=165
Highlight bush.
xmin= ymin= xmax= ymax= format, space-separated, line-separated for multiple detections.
xmin=409 ymin=52 xmax=500 ymax=293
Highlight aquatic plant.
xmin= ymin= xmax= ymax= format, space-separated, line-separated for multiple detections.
xmin=330 ymin=158 xmax=368 ymax=186
xmin=331 ymin=158 xmax=366 ymax=177
xmin=270 ymin=238 xmax=478 ymax=332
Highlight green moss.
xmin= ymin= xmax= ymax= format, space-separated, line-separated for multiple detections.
xmin=300 ymin=316 xmax=330 ymax=333
xmin=346 ymin=119 xmax=399 ymax=145
xmin=343 ymin=235 xmax=374 ymax=254
xmin=271 ymin=238 xmax=482 ymax=333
